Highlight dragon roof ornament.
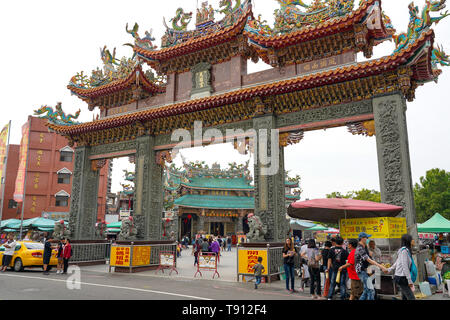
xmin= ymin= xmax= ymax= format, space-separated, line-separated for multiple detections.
xmin=393 ymin=0 xmax=449 ymax=78
xmin=159 ymin=0 xmax=249 ymax=48
xmin=34 ymin=102 xmax=81 ymax=126
xmin=68 ymin=45 xmax=165 ymax=90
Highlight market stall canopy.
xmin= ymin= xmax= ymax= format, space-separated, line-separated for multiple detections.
xmin=106 ymin=228 xmax=121 ymax=233
xmin=290 ymin=219 xmax=317 ymax=230
xmin=288 ymin=198 xmax=403 ymax=224
xmin=1 ymin=219 xmax=21 ymax=229
xmin=417 ymin=213 xmax=450 ymax=233
xmin=6 ymin=218 xmax=65 ymax=230
xmin=306 ymin=224 xmax=328 ymax=231
xmin=107 ymin=221 xmax=122 ymax=228
xmin=324 ymin=228 xmax=340 ymax=234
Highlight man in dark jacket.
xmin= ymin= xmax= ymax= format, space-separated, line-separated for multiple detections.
xmin=43 ymin=234 xmax=54 ymax=275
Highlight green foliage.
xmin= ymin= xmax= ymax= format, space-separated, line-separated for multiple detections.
xmin=413 ymin=168 xmax=450 ymax=223
xmin=326 ymin=189 xmax=381 ymax=203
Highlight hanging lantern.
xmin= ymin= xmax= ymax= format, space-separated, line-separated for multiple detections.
xmin=187 ymin=214 xmax=192 ymax=219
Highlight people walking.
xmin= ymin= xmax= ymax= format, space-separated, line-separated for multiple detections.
xmin=355 ymin=232 xmax=387 ymax=300
xmin=226 ymin=236 xmax=232 ymax=252
xmin=282 ymin=237 xmax=298 ymax=293
xmin=338 ymin=239 xmax=362 ymax=300
xmin=1 ymin=234 xmax=16 ymax=272
xmin=384 ymin=234 xmax=417 ymax=300
xmin=252 ymin=256 xmax=265 ymax=289
xmin=56 ymin=239 xmax=64 ymax=274
xmin=62 ymin=238 xmax=72 ymax=274
xmin=326 ymin=236 xmax=349 ymax=300
xmin=193 ymin=239 xmax=201 ymax=266
xmin=302 ymin=239 xmax=322 ymax=299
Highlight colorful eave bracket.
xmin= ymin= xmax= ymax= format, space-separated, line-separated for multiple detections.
xmin=68 ymin=64 xmax=166 ymax=111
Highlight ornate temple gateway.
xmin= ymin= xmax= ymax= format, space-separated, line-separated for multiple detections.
xmin=45 ymin=0 xmax=449 ymax=242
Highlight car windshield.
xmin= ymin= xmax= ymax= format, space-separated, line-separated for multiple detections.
xmin=24 ymin=243 xmax=44 ymax=250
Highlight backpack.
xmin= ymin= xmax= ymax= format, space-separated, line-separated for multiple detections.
xmin=401 ymin=247 xmax=417 ymax=283
xmin=307 ymin=249 xmax=320 ymax=269
xmin=335 ymin=248 xmax=343 ymax=264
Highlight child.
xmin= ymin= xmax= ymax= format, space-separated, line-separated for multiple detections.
xmin=299 ymin=260 xmax=310 ymax=292
xmin=252 ymin=257 xmax=265 ymax=289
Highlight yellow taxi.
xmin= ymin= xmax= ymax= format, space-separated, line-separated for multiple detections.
xmin=0 ymin=241 xmax=58 ymax=272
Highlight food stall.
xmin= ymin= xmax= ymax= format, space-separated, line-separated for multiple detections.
xmin=288 ymin=198 xmax=405 ymax=298
xmin=340 ymin=216 xmax=408 ymax=296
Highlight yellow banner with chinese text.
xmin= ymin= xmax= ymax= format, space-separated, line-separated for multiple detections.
xmin=0 ymin=123 xmax=10 ymax=185
xmin=110 ymin=246 xmax=131 ymax=267
xmin=340 ymin=217 xmax=407 ymax=239
xmin=131 ymin=246 xmax=151 ymax=266
xmin=238 ymin=249 xmax=268 ymax=275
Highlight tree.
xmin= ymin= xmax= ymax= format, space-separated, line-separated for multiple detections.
xmin=414 ymin=168 xmax=450 ymax=223
xmin=326 ymin=189 xmax=381 ymax=202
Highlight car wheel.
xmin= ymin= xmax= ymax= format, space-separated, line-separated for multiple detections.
xmin=14 ymin=258 xmax=24 ymax=272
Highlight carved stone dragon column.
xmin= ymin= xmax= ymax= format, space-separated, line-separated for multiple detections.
xmin=134 ymin=136 xmax=164 ymax=240
xmin=252 ymin=99 xmax=289 ymax=242
xmin=69 ymin=146 xmax=100 ymax=240
xmin=373 ymin=93 xmax=425 ymax=280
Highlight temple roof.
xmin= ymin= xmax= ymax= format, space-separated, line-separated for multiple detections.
xmin=48 ymin=27 xmax=436 ymax=137
xmin=174 ymin=194 xmax=254 ymax=209
xmin=245 ymin=0 xmax=393 ymax=49
xmin=182 ymin=176 xmax=253 ymax=191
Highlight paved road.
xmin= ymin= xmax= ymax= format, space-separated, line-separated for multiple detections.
xmin=0 ymin=267 xmax=310 ymax=300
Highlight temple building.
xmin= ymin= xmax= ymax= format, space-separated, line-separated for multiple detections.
xmin=42 ymin=0 xmax=449 ymax=244
xmin=164 ymin=159 xmax=301 ymax=238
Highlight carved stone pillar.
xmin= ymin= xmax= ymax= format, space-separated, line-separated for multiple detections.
xmin=197 ymin=215 xmax=205 ymax=234
xmin=69 ymin=146 xmax=100 ymax=240
xmin=373 ymin=94 xmax=418 ymax=239
xmin=236 ymin=216 xmax=244 ymax=234
xmin=253 ymin=113 xmax=289 ymax=242
xmin=373 ymin=93 xmax=424 ymax=280
xmin=134 ymin=136 xmax=164 ymax=240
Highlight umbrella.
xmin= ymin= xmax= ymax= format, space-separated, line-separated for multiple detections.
xmin=288 ymin=198 xmax=403 ymax=224
xmin=417 ymin=213 xmax=450 ymax=233
xmin=106 ymin=228 xmax=121 ymax=233
xmin=1 ymin=219 xmax=21 ymax=229
xmin=290 ymin=219 xmax=317 ymax=230
xmin=306 ymin=224 xmax=328 ymax=231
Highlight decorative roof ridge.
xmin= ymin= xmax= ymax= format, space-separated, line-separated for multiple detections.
xmin=47 ymin=29 xmax=434 ymax=134
xmin=134 ymin=2 xmax=254 ymax=62
xmin=244 ymin=0 xmax=392 ymax=46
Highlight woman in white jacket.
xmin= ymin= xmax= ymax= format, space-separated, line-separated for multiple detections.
xmin=385 ymin=234 xmax=416 ymax=300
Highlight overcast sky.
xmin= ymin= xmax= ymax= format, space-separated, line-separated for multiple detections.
xmin=1 ymin=0 xmax=449 ymax=199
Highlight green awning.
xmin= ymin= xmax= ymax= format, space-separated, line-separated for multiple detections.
xmin=1 ymin=219 xmax=21 ymax=229
xmin=107 ymin=228 xmax=121 ymax=233
xmin=418 ymin=213 xmax=450 ymax=233
xmin=107 ymin=221 xmax=122 ymax=228
xmin=175 ymin=194 xmax=254 ymax=209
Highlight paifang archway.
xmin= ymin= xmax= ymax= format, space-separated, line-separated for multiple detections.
xmin=45 ymin=0 xmax=449 ymax=242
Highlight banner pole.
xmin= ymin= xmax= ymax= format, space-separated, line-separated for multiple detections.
xmin=0 ymin=120 xmax=11 ymax=222
xmin=19 ymin=118 xmax=31 ymax=240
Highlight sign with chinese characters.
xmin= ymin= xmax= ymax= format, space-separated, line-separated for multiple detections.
xmin=315 ymin=232 xmax=328 ymax=243
xmin=14 ymin=121 xmax=30 ymax=202
xmin=340 ymin=217 xmax=407 ymax=239
xmin=110 ymin=246 xmax=131 ymax=267
xmin=238 ymin=249 xmax=268 ymax=275
xmin=160 ymin=252 xmax=175 ymax=267
xmin=297 ymin=51 xmax=356 ymax=75
xmin=42 ymin=212 xmax=70 ymax=220
xmin=198 ymin=253 xmax=217 ymax=270
xmin=131 ymin=246 xmax=151 ymax=267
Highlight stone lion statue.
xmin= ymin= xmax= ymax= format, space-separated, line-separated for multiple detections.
xmin=52 ymin=220 xmax=70 ymax=240
xmin=119 ymin=216 xmax=137 ymax=240
xmin=95 ymin=222 xmax=107 ymax=239
xmin=246 ymin=213 xmax=267 ymax=242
